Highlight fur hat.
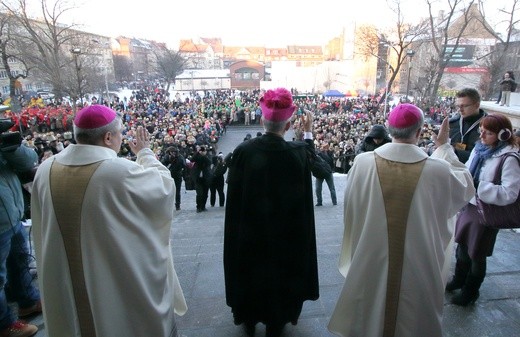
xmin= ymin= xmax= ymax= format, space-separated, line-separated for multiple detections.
xmin=259 ymin=88 xmax=296 ymax=122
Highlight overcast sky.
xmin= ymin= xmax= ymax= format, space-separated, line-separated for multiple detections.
xmin=51 ymin=0 xmax=515 ymax=49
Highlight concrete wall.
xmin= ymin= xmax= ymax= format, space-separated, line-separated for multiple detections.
xmin=480 ymin=93 xmax=520 ymax=130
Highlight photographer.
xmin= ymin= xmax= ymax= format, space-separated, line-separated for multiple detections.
xmin=191 ymin=146 xmax=212 ymax=212
xmin=161 ymin=147 xmax=186 ymax=211
xmin=0 ymin=118 xmax=41 ymax=337
xmin=209 ymin=153 xmax=227 ymax=207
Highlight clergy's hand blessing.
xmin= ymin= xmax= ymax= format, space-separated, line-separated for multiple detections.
xmin=303 ymin=110 xmax=314 ymax=132
xmin=128 ymin=126 xmax=150 ymax=154
xmin=433 ymin=117 xmax=450 ymax=148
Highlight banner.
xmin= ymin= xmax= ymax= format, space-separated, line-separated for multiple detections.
xmin=444 ymin=67 xmax=488 ymax=73
xmin=443 ymin=45 xmax=475 ymax=67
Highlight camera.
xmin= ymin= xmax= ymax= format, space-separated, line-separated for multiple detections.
xmin=0 ymin=118 xmax=22 ymax=152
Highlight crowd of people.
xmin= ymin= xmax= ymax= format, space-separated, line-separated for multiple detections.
xmin=2 ymin=86 xmax=456 ymax=216
xmin=0 ymin=82 xmax=519 ymax=337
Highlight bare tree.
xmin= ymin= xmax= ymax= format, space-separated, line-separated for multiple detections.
xmin=476 ymin=0 xmax=520 ymax=98
xmin=357 ymin=0 xmax=428 ymax=105
xmin=154 ymin=48 xmax=187 ymax=92
xmin=0 ymin=14 xmax=31 ymax=111
xmin=422 ymin=0 xmax=485 ymax=104
xmin=0 ymin=0 xmax=101 ymax=105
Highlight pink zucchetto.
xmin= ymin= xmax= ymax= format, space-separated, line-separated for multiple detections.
xmin=74 ymin=105 xmax=117 ymax=129
xmin=388 ymin=103 xmax=423 ymax=128
xmin=259 ymin=88 xmax=296 ymax=122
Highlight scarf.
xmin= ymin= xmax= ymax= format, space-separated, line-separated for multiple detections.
xmin=468 ymin=141 xmax=507 ymax=187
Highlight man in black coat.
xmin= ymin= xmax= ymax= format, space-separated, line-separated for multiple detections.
xmin=315 ymin=143 xmax=337 ymax=206
xmin=161 ymin=146 xmax=186 ymax=210
xmin=209 ymin=153 xmax=227 ymax=207
xmin=191 ymin=146 xmax=212 ymax=212
xmin=449 ymin=88 xmax=487 ymax=163
xmin=224 ymin=88 xmax=319 ymax=337
xmin=355 ymin=124 xmax=391 ymax=154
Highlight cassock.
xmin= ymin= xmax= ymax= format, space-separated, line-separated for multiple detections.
xmin=224 ymin=133 xmax=319 ymax=326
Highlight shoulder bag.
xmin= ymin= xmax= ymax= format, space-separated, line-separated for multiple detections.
xmin=476 ymin=152 xmax=520 ymax=229
xmin=309 ymin=151 xmax=332 ymax=179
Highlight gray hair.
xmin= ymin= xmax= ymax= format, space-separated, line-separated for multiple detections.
xmin=261 ymin=117 xmax=288 ymax=134
xmin=387 ymin=113 xmax=424 ymax=141
xmin=74 ymin=114 xmax=123 ymax=145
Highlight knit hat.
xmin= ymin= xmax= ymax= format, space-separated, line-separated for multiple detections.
xmin=388 ymin=104 xmax=423 ymax=128
xmin=259 ymin=88 xmax=296 ymax=122
xmin=367 ymin=124 xmax=389 ymax=139
xmin=74 ymin=105 xmax=117 ymax=129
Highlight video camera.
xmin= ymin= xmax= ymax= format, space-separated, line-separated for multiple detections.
xmin=0 ymin=118 xmax=22 ymax=152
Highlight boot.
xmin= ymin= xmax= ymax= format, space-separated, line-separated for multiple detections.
xmin=451 ymin=275 xmax=482 ymax=306
xmin=445 ymin=261 xmax=469 ymax=292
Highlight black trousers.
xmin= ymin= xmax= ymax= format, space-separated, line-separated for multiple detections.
xmin=210 ymin=177 xmax=225 ymax=207
xmin=195 ymin=179 xmax=209 ymax=210
xmin=173 ymin=176 xmax=182 ymax=207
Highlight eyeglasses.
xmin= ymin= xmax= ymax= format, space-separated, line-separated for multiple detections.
xmin=455 ymin=103 xmax=474 ymax=110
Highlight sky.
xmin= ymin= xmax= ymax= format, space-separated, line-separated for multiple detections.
xmin=38 ymin=0 xmax=516 ymax=49
xmin=62 ymin=0 xmax=418 ymax=47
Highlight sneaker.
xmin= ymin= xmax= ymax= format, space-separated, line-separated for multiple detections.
xmin=0 ymin=321 xmax=38 ymax=337
xmin=315 ymin=203 xmax=322 ymax=206
xmin=18 ymin=300 xmax=42 ymax=318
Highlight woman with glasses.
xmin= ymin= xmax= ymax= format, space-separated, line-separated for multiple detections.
xmin=446 ymin=114 xmax=520 ymax=306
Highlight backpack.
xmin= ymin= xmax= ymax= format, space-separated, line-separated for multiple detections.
xmin=309 ymin=152 xmax=333 ymax=179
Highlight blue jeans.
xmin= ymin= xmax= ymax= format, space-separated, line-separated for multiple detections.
xmin=0 ymin=223 xmax=40 ymax=329
xmin=315 ymin=173 xmax=337 ymax=205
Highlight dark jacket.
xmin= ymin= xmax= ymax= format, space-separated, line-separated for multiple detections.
xmin=356 ymin=124 xmax=391 ymax=154
xmin=449 ymin=109 xmax=486 ymax=163
xmin=318 ymin=150 xmax=335 ymax=172
xmin=191 ymin=152 xmax=212 ymax=185
xmin=0 ymin=145 xmax=38 ymax=234
xmin=500 ymin=78 xmax=517 ymax=92
xmin=224 ymin=133 xmax=319 ymax=326
xmin=161 ymin=153 xmax=186 ymax=180
xmin=211 ymin=157 xmax=227 ymax=179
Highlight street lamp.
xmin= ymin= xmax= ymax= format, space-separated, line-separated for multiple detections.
xmin=90 ymin=39 xmax=111 ymax=105
xmin=380 ymin=43 xmax=392 ymax=118
xmin=70 ymin=48 xmax=83 ymax=106
xmin=103 ymin=63 xmax=111 ymax=104
xmin=383 ymin=65 xmax=391 ymax=118
xmin=405 ymin=49 xmax=415 ymax=102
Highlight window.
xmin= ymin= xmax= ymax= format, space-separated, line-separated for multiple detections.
xmin=234 ymin=67 xmax=259 ymax=81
